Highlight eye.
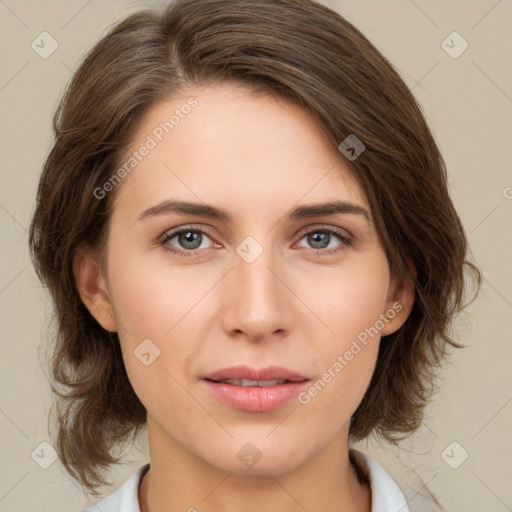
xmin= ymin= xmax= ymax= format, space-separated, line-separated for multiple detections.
xmin=161 ymin=226 xmax=216 ymax=256
xmin=160 ymin=225 xmax=353 ymax=258
xmin=295 ymin=227 xmax=352 ymax=255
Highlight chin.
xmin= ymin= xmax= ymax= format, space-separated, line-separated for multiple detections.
xmin=199 ymin=436 xmax=313 ymax=476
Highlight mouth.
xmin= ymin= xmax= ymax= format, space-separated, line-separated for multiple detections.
xmin=204 ymin=378 xmax=304 ymax=387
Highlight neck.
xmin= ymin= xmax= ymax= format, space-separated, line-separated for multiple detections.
xmin=138 ymin=417 xmax=371 ymax=512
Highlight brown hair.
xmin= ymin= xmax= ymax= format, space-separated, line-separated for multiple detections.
xmin=29 ymin=0 xmax=480 ymax=496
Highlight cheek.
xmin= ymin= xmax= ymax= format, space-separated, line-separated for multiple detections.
xmin=105 ymin=246 xmax=215 ymax=401
xmin=293 ymin=255 xmax=389 ymax=416
xmin=297 ymin=308 xmax=381 ymax=433
xmin=107 ymin=259 xmax=199 ymax=421
xmin=298 ymin=252 xmax=390 ymax=344
xmin=106 ymin=243 xmax=211 ymax=340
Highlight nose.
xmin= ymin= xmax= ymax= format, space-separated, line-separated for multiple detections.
xmin=221 ymin=241 xmax=293 ymax=343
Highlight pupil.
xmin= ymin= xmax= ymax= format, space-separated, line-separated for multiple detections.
xmin=309 ymin=232 xmax=329 ymax=249
xmin=180 ymin=231 xmax=201 ymax=249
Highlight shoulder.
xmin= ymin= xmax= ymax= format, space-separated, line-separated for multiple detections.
xmin=350 ymin=448 xmax=412 ymax=512
xmin=75 ymin=463 xmax=150 ymax=512
xmin=350 ymin=449 xmax=447 ymax=512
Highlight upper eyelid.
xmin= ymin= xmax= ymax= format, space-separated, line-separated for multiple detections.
xmin=161 ymin=224 xmax=217 ymax=242
xmin=298 ymin=224 xmax=352 ymax=238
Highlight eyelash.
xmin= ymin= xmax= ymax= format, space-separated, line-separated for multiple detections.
xmin=160 ymin=225 xmax=353 ymax=258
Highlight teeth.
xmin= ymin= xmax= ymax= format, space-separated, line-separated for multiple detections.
xmin=220 ymin=378 xmax=286 ymax=387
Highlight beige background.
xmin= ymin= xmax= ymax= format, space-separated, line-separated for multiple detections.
xmin=0 ymin=0 xmax=511 ymax=511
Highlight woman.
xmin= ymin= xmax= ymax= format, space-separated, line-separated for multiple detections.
xmin=28 ymin=0 xmax=480 ymax=511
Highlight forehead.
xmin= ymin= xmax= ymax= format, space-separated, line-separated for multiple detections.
xmin=111 ymin=83 xmax=368 ymax=222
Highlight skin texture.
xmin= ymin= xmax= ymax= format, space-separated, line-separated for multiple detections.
xmin=74 ymin=83 xmax=414 ymax=512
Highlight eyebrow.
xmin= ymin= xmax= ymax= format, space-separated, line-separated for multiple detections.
xmin=137 ymin=199 xmax=371 ymax=223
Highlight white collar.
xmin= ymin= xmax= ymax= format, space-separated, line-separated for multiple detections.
xmin=350 ymin=449 xmax=411 ymax=512
xmin=78 ymin=449 xmax=410 ymax=512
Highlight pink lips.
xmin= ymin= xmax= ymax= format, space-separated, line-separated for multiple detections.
xmin=203 ymin=364 xmax=309 ymax=382
xmin=201 ymin=365 xmax=310 ymax=412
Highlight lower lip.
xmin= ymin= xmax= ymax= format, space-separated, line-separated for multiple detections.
xmin=202 ymin=379 xmax=310 ymax=412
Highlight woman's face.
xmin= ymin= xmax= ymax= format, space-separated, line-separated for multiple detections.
xmin=80 ymin=83 xmax=410 ymax=475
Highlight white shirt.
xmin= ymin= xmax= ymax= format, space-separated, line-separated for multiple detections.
xmin=77 ymin=449 xmax=411 ymax=512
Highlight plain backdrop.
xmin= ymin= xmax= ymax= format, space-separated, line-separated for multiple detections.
xmin=0 ymin=0 xmax=511 ymax=511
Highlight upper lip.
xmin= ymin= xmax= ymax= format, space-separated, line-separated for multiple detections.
xmin=203 ymin=365 xmax=310 ymax=382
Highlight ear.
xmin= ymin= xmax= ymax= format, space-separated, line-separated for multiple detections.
xmin=380 ymin=257 xmax=416 ymax=337
xmin=73 ymin=247 xmax=118 ymax=332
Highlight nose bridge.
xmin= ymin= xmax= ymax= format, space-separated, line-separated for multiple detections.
xmin=223 ymin=234 xmax=288 ymax=338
